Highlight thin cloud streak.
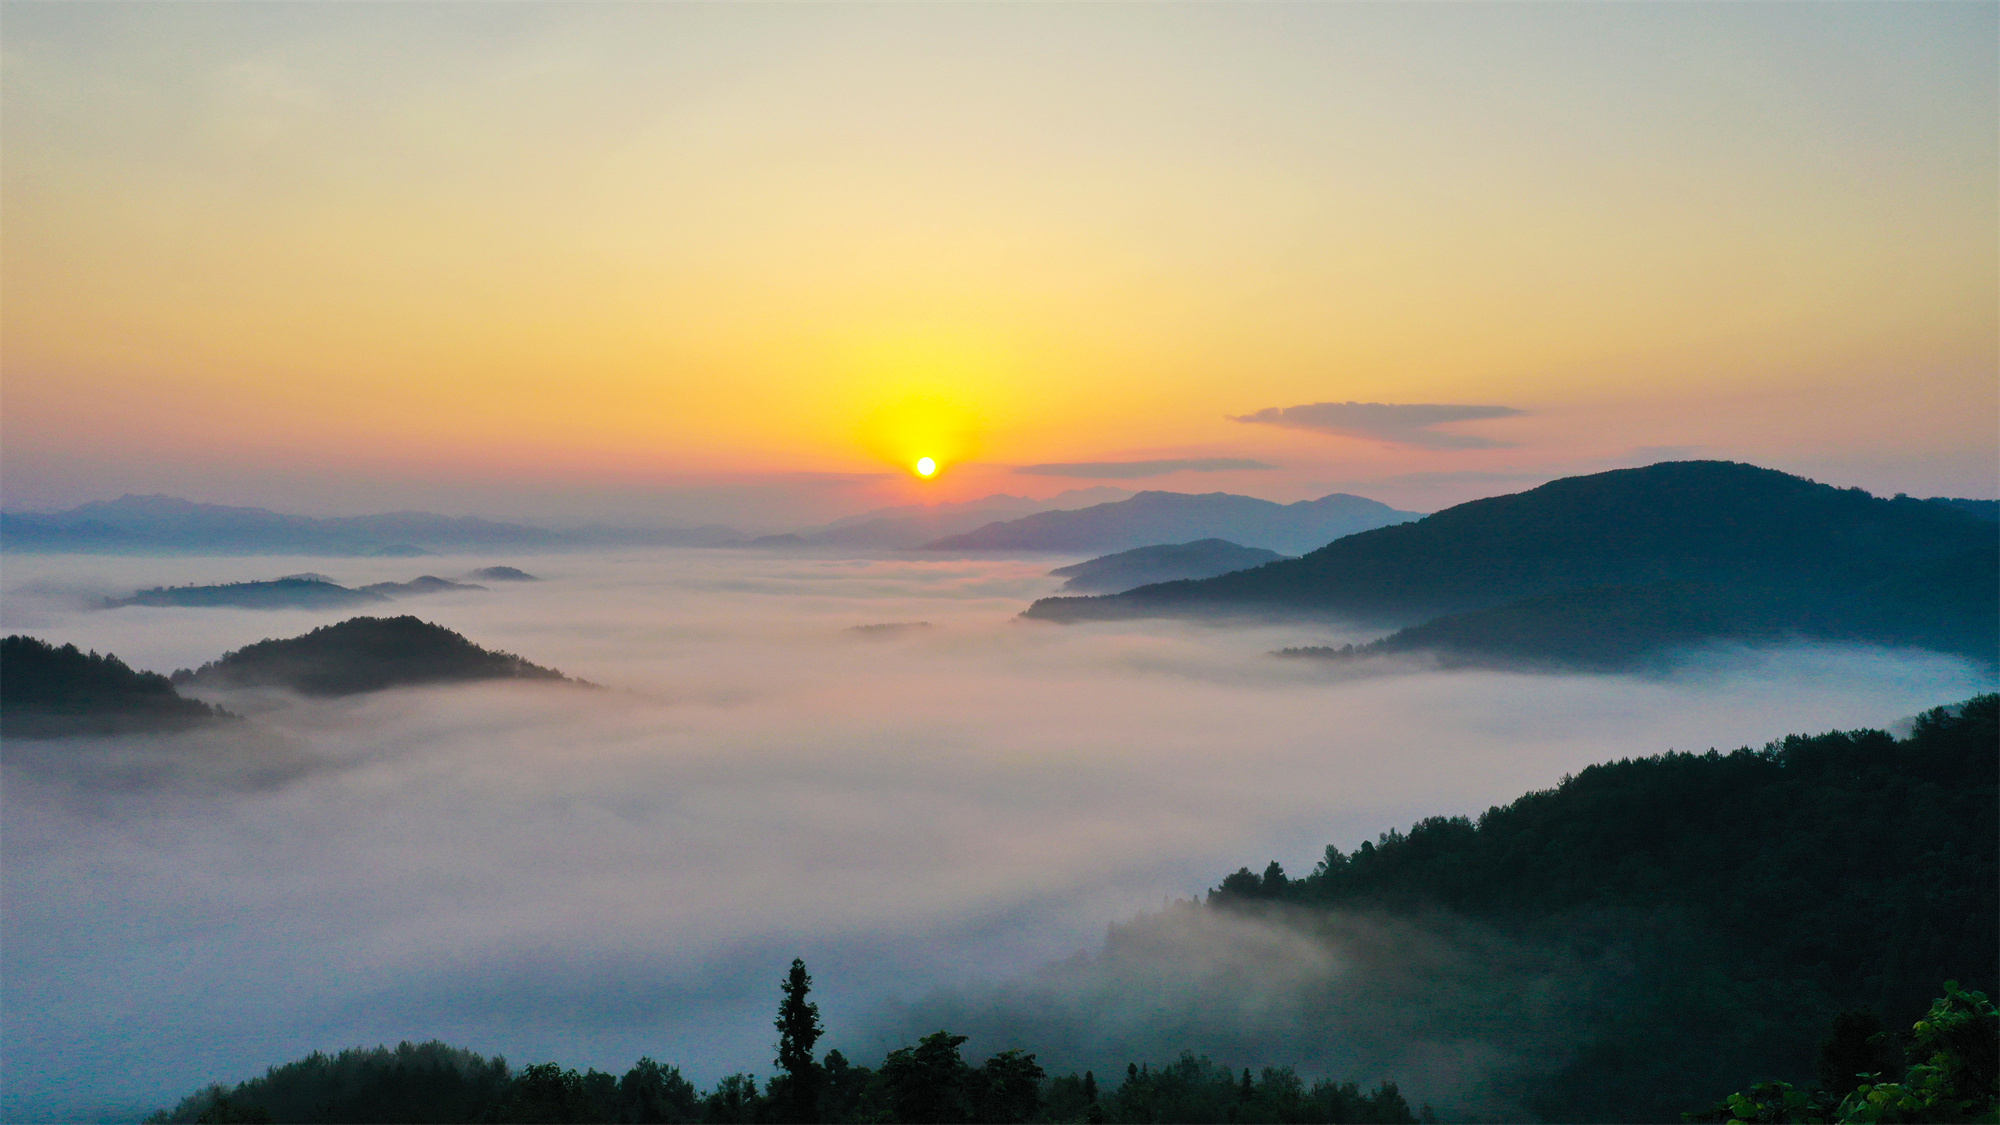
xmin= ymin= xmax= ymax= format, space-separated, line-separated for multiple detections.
xmin=1014 ymin=459 xmax=1278 ymax=479
xmin=1231 ymin=403 xmax=1526 ymax=450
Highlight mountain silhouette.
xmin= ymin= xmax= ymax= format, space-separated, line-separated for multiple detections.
xmin=173 ymin=616 xmax=575 ymax=696
xmin=921 ymin=491 xmax=1420 ymax=555
xmin=1049 ymin=539 xmax=1288 ymax=594
xmin=1026 ymin=461 xmax=1999 ymax=668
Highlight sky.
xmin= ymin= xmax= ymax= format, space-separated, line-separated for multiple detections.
xmin=3 ymin=3 xmax=1995 ymax=525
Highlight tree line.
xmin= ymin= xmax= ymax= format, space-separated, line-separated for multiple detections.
xmin=151 ymin=959 xmax=1420 ymax=1124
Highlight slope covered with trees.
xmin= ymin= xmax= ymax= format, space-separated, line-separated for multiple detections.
xmin=1026 ymin=462 xmax=1998 ymax=668
xmin=173 ymin=616 xmax=575 ymax=696
xmin=1 ymin=634 xmax=230 ymax=736
xmin=1211 ymin=695 xmax=1998 ymax=1121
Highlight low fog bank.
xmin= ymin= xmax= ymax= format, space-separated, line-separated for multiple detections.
xmin=857 ymin=903 xmax=1603 ymax=1120
xmin=2 ymin=550 xmax=1991 ymax=1120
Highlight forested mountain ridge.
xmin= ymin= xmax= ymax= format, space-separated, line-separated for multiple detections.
xmin=1025 ymin=461 xmax=1999 ymax=666
xmin=1 ymin=635 xmax=230 ymax=736
xmin=1211 ymin=694 xmax=1999 ymax=1123
xmin=173 ymin=616 xmax=577 ymax=697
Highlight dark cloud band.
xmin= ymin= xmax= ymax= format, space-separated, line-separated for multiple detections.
xmin=1015 ymin=459 xmax=1277 ymax=479
xmin=1230 ymin=402 xmax=1524 ymax=450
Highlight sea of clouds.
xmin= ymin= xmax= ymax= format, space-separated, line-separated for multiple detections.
xmin=3 ymin=549 xmax=1991 ymax=1120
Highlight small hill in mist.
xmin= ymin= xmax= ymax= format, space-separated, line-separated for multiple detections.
xmin=357 ymin=576 xmax=486 ymax=597
xmin=111 ymin=578 xmax=392 ymax=610
xmin=108 ymin=575 xmax=491 ymax=609
xmin=921 ymin=491 xmax=1420 ymax=555
xmin=1 ymin=635 xmax=230 ymax=737
xmin=174 ymin=616 xmax=575 ymax=697
xmin=467 ymin=566 xmax=539 ymax=581
xmin=1027 ymin=461 xmax=1999 ymax=667
xmin=1050 ymin=539 xmax=1288 ymax=593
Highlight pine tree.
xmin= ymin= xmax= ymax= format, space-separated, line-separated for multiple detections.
xmin=773 ymin=958 xmax=824 ymax=1122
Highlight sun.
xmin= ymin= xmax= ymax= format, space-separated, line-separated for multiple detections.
xmin=914 ymin=456 xmax=938 ymax=478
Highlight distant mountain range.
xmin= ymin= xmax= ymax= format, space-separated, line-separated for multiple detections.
xmin=0 ymin=494 xmax=743 ymax=555
xmin=761 ymin=488 xmax=1134 ymax=549
xmin=173 ymin=616 xmax=578 ymax=697
xmin=1025 ymin=461 xmax=2000 ymax=669
xmin=1 ymin=491 xmax=1146 ymax=556
xmin=921 ymin=491 xmax=1422 ymax=555
xmin=1049 ymin=540 xmax=1288 ymax=594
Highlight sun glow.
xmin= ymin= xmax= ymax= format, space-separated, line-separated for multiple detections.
xmin=915 ymin=457 xmax=938 ymax=478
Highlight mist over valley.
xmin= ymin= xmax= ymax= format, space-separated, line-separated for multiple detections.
xmin=4 ymin=537 xmax=1990 ymax=1121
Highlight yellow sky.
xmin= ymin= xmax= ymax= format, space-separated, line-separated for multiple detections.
xmin=3 ymin=4 xmax=1993 ymax=521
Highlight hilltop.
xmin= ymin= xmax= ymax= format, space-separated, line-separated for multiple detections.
xmin=1026 ymin=462 xmax=1999 ymax=667
xmin=174 ymin=616 xmax=576 ymax=696
xmin=921 ymin=491 xmax=1420 ymax=555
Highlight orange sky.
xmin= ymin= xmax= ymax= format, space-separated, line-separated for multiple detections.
xmin=3 ymin=4 xmax=1993 ymax=525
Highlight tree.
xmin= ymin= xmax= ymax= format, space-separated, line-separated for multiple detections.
xmin=773 ymin=958 xmax=824 ymax=1122
xmin=879 ymin=1031 xmax=973 ymax=1124
xmin=974 ymin=1048 xmax=1045 ymax=1124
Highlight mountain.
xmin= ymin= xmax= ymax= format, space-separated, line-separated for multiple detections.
xmin=920 ymin=491 xmax=1422 ymax=555
xmin=1048 ymin=539 xmax=1288 ymax=594
xmin=1 ymin=635 xmax=230 ymax=737
xmin=1203 ymin=695 xmax=1997 ymax=1123
xmin=467 ymin=566 xmax=539 ymax=581
xmin=357 ymin=576 xmax=486 ymax=597
xmin=107 ymin=575 xmax=489 ymax=609
xmin=0 ymin=495 xmax=557 ymax=555
xmin=1024 ymin=462 xmax=1999 ymax=667
xmin=111 ymin=578 xmax=392 ymax=610
xmin=784 ymin=488 xmax=1134 ymax=550
xmin=0 ymin=494 xmax=753 ymax=555
xmin=173 ymin=616 xmax=575 ymax=696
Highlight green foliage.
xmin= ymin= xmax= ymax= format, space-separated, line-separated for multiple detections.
xmin=1836 ymin=983 xmax=2000 ymax=1124
xmin=1689 ymin=983 xmax=1999 ymax=1124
